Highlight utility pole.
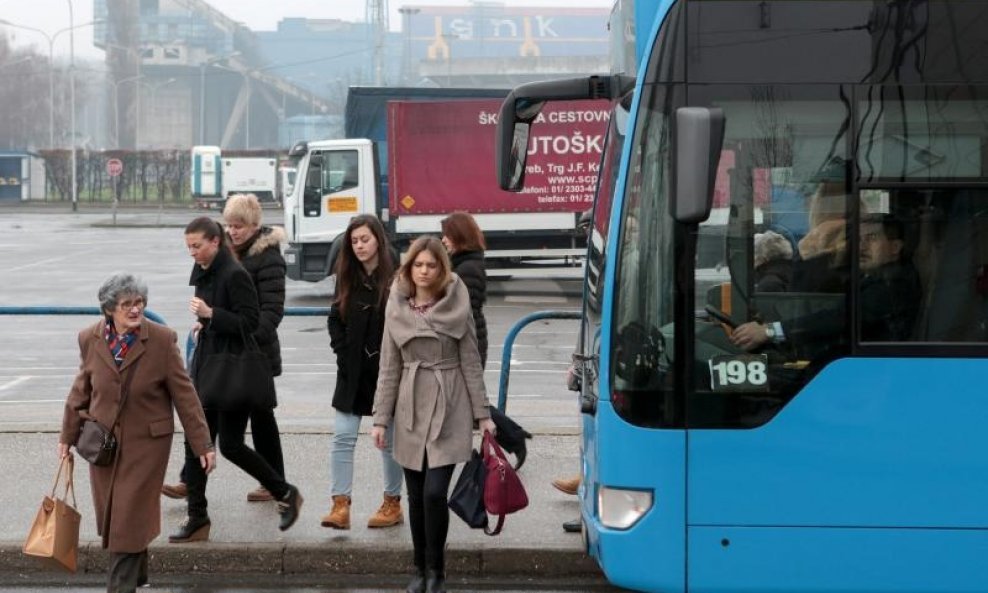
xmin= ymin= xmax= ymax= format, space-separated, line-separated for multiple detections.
xmin=366 ymin=0 xmax=389 ymax=85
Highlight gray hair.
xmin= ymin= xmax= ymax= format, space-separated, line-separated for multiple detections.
xmin=98 ymin=273 xmax=149 ymax=314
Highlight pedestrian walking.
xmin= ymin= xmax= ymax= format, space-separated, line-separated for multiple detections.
xmin=169 ymin=217 xmax=302 ymax=543
xmin=58 ymin=273 xmax=215 ymax=593
xmin=322 ymin=214 xmax=405 ymax=530
xmin=371 ymin=235 xmax=497 ymax=593
xmin=162 ymin=194 xmax=289 ymax=503
xmin=440 ymin=212 xmax=488 ymax=367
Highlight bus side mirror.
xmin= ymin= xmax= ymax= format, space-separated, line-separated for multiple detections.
xmin=671 ymin=107 xmax=725 ymax=224
xmin=496 ymin=100 xmax=542 ymax=192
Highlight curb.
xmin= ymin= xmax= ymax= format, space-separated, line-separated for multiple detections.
xmin=3 ymin=541 xmax=600 ymax=579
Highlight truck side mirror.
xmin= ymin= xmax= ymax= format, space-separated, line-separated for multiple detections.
xmin=671 ymin=107 xmax=726 ymax=224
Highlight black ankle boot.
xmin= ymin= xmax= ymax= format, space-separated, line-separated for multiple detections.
xmin=405 ymin=569 xmax=426 ymax=593
xmin=167 ymin=515 xmax=210 ymax=543
xmin=277 ymin=485 xmax=304 ymax=531
xmin=425 ymin=569 xmax=446 ymax=593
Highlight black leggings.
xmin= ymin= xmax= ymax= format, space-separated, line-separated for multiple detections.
xmin=185 ymin=407 xmax=289 ymax=518
xmin=180 ymin=407 xmax=285 ymax=485
xmin=403 ymin=457 xmax=455 ymax=573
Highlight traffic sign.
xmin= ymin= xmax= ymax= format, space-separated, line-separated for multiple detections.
xmin=106 ymin=158 xmax=123 ymax=177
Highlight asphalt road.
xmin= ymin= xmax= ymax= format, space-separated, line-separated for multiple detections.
xmin=0 ymin=209 xmax=584 ymax=434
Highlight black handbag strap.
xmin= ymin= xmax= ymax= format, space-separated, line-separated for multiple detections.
xmin=109 ymin=359 xmax=141 ymax=430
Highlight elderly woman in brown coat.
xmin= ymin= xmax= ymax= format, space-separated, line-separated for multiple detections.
xmin=58 ymin=273 xmax=215 ymax=593
xmin=371 ymin=236 xmax=496 ymax=593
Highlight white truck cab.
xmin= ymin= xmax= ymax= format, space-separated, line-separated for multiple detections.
xmin=283 ymin=139 xmax=379 ymax=282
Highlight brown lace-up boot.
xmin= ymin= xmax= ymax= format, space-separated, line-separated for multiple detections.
xmin=320 ymin=495 xmax=351 ymax=529
xmin=367 ymin=494 xmax=404 ymax=528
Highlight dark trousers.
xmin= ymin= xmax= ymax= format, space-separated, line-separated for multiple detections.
xmin=403 ymin=457 xmax=455 ymax=574
xmin=180 ymin=407 xmax=285 ymax=485
xmin=185 ymin=407 xmax=290 ymax=518
xmin=107 ymin=550 xmax=147 ymax=593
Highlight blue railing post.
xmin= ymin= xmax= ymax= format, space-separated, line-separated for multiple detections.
xmin=498 ymin=310 xmax=580 ymax=412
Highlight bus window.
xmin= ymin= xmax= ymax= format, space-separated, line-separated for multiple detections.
xmin=688 ymin=85 xmax=854 ymax=428
xmin=581 ymin=92 xmax=632 ymax=404
xmin=610 ymin=84 xmax=682 ymax=427
xmin=864 ymin=188 xmax=988 ymax=345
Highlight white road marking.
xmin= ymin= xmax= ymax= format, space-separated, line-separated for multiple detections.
xmin=0 ymin=376 xmax=32 ymax=392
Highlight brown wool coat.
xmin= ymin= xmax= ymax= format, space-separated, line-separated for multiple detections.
xmin=372 ymin=274 xmax=490 ymax=470
xmin=59 ymin=319 xmax=212 ymax=553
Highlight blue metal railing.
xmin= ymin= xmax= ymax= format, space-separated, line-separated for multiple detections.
xmin=497 ymin=310 xmax=581 ymax=412
xmin=0 ymin=306 xmax=167 ymax=325
xmin=3 ymin=305 xmax=582 ymax=414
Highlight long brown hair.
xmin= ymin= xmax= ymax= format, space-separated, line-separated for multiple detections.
xmin=333 ymin=214 xmax=395 ymax=318
xmin=440 ymin=211 xmax=486 ymax=252
xmin=399 ymin=235 xmax=452 ymax=297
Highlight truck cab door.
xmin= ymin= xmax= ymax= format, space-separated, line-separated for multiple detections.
xmin=289 ymin=146 xmax=373 ymax=281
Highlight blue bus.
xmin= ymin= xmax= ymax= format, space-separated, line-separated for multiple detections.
xmin=496 ymin=1 xmax=988 ymax=592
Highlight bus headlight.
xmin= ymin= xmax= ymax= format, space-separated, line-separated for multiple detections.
xmin=598 ymin=486 xmax=653 ymax=530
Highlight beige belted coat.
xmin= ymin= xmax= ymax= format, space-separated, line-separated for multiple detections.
xmin=372 ymin=274 xmax=490 ymax=470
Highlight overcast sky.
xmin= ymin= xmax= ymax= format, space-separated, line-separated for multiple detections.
xmin=0 ymin=0 xmax=611 ymax=60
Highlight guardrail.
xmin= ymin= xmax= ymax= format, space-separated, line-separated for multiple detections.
xmin=2 ymin=305 xmax=582 ymax=415
xmin=0 ymin=306 xmax=167 ymax=325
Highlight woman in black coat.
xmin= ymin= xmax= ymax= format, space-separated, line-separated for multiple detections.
xmin=170 ymin=217 xmax=302 ymax=543
xmin=441 ymin=212 xmax=488 ymax=367
xmin=321 ymin=214 xmax=404 ymax=531
xmin=225 ymin=194 xmax=288 ymax=502
xmin=163 ymin=195 xmax=289 ymax=504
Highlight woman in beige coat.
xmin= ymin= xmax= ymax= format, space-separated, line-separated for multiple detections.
xmin=58 ymin=273 xmax=215 ymax=593
xmin=371 ymin=236 xmax=496 ymax=593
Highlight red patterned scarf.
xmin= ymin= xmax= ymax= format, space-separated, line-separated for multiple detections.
xmin=104 ymin=321 xmax=139 ymax=366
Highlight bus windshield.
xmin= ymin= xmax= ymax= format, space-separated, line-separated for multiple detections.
xmin=611 ymin=1 xmax=988 ymax=430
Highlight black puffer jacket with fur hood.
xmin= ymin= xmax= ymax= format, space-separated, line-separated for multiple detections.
xmin=232 ymin=225 xmax=286 ymax=378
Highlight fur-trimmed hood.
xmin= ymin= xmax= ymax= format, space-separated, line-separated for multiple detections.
xmin=238 ymin=225 xmax=285 ymax=258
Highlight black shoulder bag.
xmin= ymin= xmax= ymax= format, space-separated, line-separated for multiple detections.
xmin=75 ymin=360 xmax=140 ymax=466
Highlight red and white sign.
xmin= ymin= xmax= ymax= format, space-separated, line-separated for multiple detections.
xmin=106 ymin=158 xmax=124 ymax=177
xmin=388 ymin=99 xmax=610 ymax=215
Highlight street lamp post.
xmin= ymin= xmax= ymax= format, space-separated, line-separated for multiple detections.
xmin=0 ymin=19 xmax=100 ymax=149
xmin=398 ymin=7 xmax=420 ymax=85
xmin=215 ymin=63 xmax=252 ymax=149
xmin=139 ymin=77 xmax=176 ymax=149
xmin=111 ymin=74 xmax=144 ymax=148
xmin=199 ymin=52 xmax=241 ymax=145
xmin=67 ymin=0 xmax=76 ymax=211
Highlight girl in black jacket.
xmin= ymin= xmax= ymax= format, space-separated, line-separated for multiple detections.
xmin=170 ymin=217 xmax=302 ymax=543
xmin=441 ymin=212 xmax=488 ymax=367
xmin=321 ymin=214 xmax=404 ymax=530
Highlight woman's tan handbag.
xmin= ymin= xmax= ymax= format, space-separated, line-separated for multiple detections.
xmin=23 ymin=453 xmax=81 ymax=573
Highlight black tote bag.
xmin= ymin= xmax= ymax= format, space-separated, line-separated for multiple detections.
xmin=197 ymin=330 xmax=275 ymax=411
xmin=448 ymin=449 xmax=488 ymax=530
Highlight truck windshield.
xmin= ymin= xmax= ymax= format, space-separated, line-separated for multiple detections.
xmin=302 ymin=149 xmax=359 ymax=217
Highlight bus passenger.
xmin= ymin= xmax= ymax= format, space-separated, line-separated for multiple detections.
xmin=732 ymin=214 xmax=921 ymax=350
xmin=791 ymin=181 xmax=849 ymax=293
xmin=754 ymin=230 xmax=794 ymax=292
xmin=371 ymin=236 xmax=497 ymax=593
xmin=322 ymin=214 xmax=404 ymax=530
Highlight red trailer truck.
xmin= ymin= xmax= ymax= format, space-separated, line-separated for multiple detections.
xmin=283 ymin=93 xmax=609 ymax=282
